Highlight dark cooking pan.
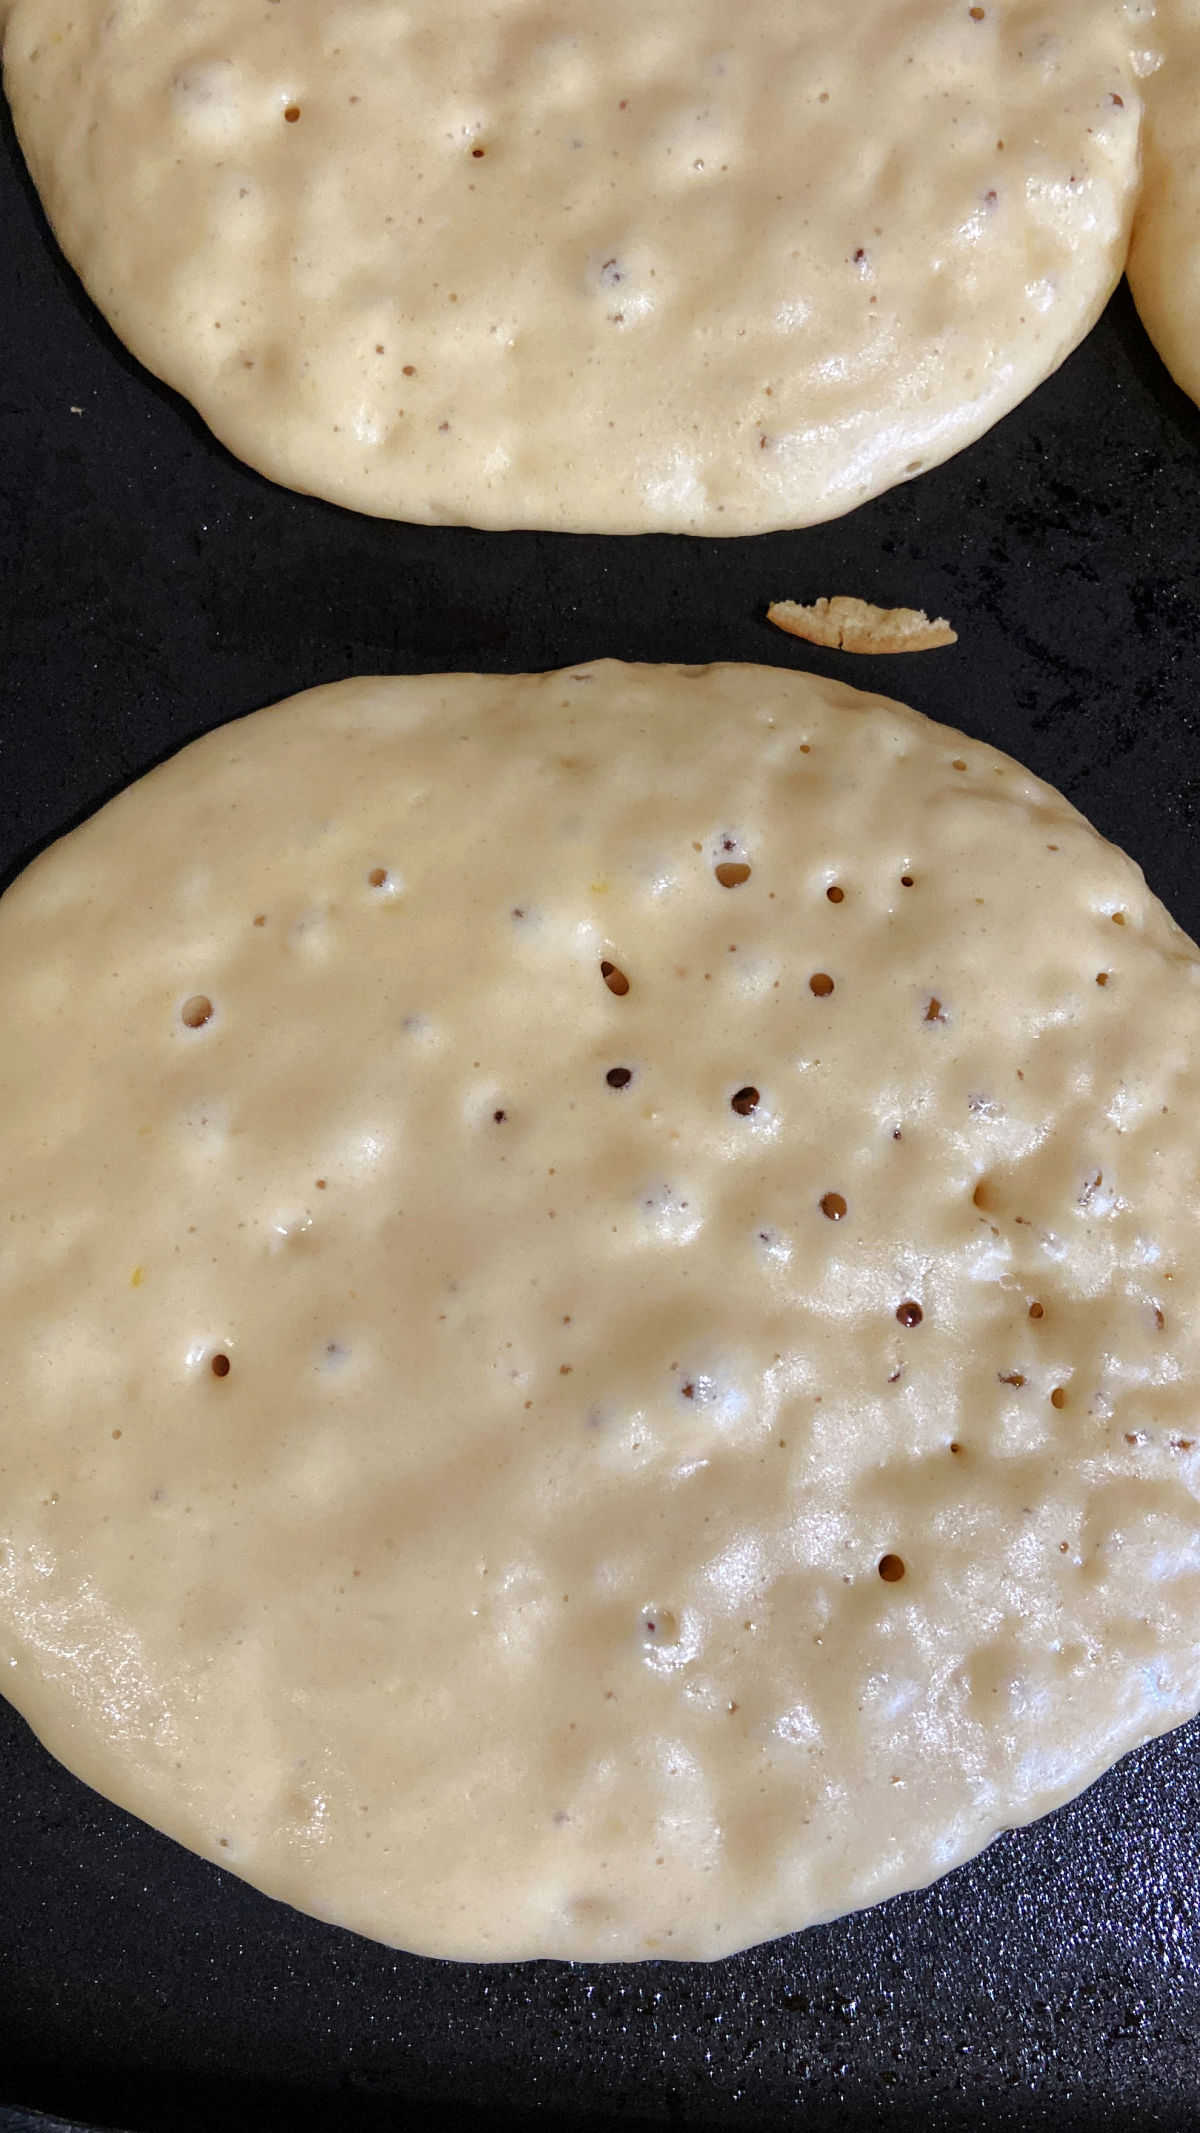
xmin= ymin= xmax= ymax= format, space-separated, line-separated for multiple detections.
xmin=4 ymin=79 xmax=1200 ymax=2133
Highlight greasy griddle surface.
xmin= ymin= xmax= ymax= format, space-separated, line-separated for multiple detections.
xmin=2 ymin=90 xmax=1200 ymax=2133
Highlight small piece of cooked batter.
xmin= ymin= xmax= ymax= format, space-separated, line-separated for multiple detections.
xmin=768 ymin=597 xmax=957 ymax=653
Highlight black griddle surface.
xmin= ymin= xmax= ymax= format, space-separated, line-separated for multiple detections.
xmin=3 ymin=83 xmax=1200 ymax=2133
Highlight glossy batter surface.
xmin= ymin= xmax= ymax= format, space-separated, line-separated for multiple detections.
xmin=1 ymin=0 xmax=1141 ymax=531
xmin=1128 ymin=0 xmax=1200 ymax=409
xmin=3 ymin=663 xmax=1200 ymax=1960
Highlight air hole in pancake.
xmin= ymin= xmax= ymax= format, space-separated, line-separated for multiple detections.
xmin=952 ymin=758 xmax=967 ymax=772
xmin=826 ymin=884 xmax=844 ymax=903
xmin=643 ymin=1610 xmax=678 ymax=1643
xmin=1051 ymin=1386 xmax=1068 ymax=1409
xmin=1029 ymin=1301 xmax=1045 ymax=1320
xmin=471 ymin=145 xmax=486 ymax=157
xmin=181 ymin=994 xmax=213 ymax=1029
xmin=820 ymin=1192 xmax=847 ymax=1221
xmin=900 ymin=874 xmax=915 ymax=887
xmin=731 ymin=1086 xmax=759 ymax=1115
xmin=809 ymin=972 xmax=834 ymax=997
xmin=493 ymin=1109 xmax=507 ymax=1123
xmin=606 ymin=1067 xmax=632 ymax=1089
xmin=1112 ymin=912 xmax=1127 ymax=926
xmin=895 ymin=1301 xmax=923 ymax=1327
xmin=949 ymin=1441 xmax=963 ymax=1456
xmin=1096 ymin=972 xmax=1109 ymax=986
xmin=878 ymin=1554 xmax=906 ymax=1582
xmin=715 ymin=862 xmax=751 ymax=888
xmin=283 ymin=104 xmax=301 ymax=122
xmin=211 ymin=1353 xmax=231 ymax=1379
xmin=600 ymin=960 xmax=630 ymax=996
xmin=367 ymin=867 xmax=388 ymax=888
xmin=972 ymin=1180 xmax=994 ymax=1211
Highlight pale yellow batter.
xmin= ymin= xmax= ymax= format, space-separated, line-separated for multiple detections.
xmin=1 ymin=0 xmax=1142 ymax=531
xmin=2 ymin=662 xmax=1200 ymax=1960
xmin=1127 ymin=1 xmax=1200 ymax=410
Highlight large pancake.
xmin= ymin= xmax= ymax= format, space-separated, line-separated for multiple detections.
xmin=1 ymin=0 xmax=1141 ymax=531
xmin=2 ymin=661 xmax=1199 ymax=1960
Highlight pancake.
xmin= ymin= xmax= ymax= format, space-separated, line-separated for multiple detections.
xmin=1127 ymin=1 xmax=1200 ymax=411
xmin=1 ymin=0 xmax=1141 ymax=531
xmin=2 ymin=660 xmax=1200 ymax=1961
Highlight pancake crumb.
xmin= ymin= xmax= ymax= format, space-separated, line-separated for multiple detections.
xmin=768 ymin=597 xmax=957 ymax=654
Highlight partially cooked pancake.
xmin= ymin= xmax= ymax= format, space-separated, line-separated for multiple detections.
xmin=1 ymin=0 xmax=1141 ymax=530
xmin=1 ymin=662 xmax=1199 ymax=1961
xmin=1127 ymin=0 xmax=1200 ymax=411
